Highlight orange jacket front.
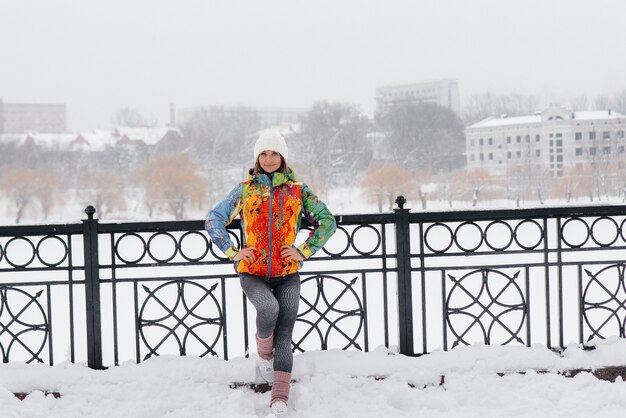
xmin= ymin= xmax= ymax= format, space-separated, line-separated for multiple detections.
xmin=206 ymin=168 xmax=336 ymax=278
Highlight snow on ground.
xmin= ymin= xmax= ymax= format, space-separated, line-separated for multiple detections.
xmin=1 ymin=338 xmax=626 ymax=418
xmin=2 ymin=189 xmax=626 ymax=417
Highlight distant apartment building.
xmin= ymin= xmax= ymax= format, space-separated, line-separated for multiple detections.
xmin=375 ymin=78 xmax=460 ymax=115
xmin=0 ymin=99 xmax=67 ymax=133
xmin=465 ymin=104 xmax=626 ymax=177
xmin=174 ymin=104 xmax=307 ymax=129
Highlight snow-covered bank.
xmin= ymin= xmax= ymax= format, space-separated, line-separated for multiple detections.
xmin=3 ymin=184 xmax=626 ymax=226
xmin=1 ymin=339 xmax=626 ymax=418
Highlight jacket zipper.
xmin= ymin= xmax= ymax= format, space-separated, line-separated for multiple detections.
xmin=267 ymin=183 xmax=274 ymax=280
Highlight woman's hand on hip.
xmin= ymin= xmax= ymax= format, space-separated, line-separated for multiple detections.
xmin=233 ymin=247 xmax=257 ymax=263
xmin=280 ymin=245 xmax=304 ymax=261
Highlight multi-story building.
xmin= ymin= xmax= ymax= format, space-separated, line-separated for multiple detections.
xmin=0 ymin=99 xmax=67 ymax=133
xmin=375 ymin=78 xmax=460 ymax=115
xmin=466 ymin=104 xmax=626 ymax=177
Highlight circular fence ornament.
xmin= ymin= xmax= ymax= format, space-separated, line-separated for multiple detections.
xmin=424 ymin=223 xmax=454 ymax=253
xmin=147 ymin=232 xmax=179 ymax=263
xmin=484 ymin=221 xmax=514 ymax=251
xmin=561 ymin=217 xmax=591 ymax=248
xmin=115 ymin=233 xmax=147 ymax=264
xmin=4 ymin=237 xmax=37 ymax=268
xmin=179 ymin=231 xmax=210 ymax=262
xmin=513 ymin=219 xmax=544 ymax=250
xmin=590 ymin=217 xmax=620 ymax=247
xmin=446 ymin=269 xmax=526 ymax=348
xmin=36 ymin=235 xmax=69 ymax=267
xmin=453 ymin=222 xmax=484 ymax=252
xmin=350 ymin=225 xmax=381 ymax=255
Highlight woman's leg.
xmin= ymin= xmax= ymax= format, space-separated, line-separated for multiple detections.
xmin=240 ymin=273 xmax=280 ymax=358
xmin=271 ymin=273 xmax=301 ymax=373
xmin=270 ymin=273 xmax=301 ymax=406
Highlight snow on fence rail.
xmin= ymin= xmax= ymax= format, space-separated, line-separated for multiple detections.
xmin=0 ymin=197 xmax=626 ymax=369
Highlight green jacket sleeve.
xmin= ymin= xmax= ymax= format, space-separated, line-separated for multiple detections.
xmin=297 ymin=184 xmax=337 ymax=259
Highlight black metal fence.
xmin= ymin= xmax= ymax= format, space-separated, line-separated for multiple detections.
xmin=1 ymin=198 xmax=626 ymax=369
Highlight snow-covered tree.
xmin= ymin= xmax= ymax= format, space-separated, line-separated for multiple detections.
xmin=376 ymin=102 xmax=465 ymax=173
xmin=295 ymin=101 xmax=372 ymax=188
xmin=182 ymin=106 xmax=260 ymax=171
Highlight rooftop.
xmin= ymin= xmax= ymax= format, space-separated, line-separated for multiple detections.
xmin=469 ymin=109 xmax=625 ymax=129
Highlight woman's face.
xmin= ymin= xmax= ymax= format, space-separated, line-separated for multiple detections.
xmin=258 ymin=150 xmax=282 ymax=173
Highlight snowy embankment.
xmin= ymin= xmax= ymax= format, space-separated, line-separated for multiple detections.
xmin=1 ymin=339 xmax=626 ymax=418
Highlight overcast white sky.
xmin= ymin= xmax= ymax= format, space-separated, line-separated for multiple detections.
xmin=1 ymin=0 xmax=625 ymax=130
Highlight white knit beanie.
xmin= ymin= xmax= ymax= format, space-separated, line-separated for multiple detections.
xmin=254 ymin=130 xmax=288 ymax=163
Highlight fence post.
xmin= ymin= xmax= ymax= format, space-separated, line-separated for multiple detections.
xmin=82 ymin=205 xmax=104 ymax=369
xmin=394 ymin=196 xmax=414 ymax=356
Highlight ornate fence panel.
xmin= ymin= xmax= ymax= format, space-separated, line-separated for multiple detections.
xmin=95 ymin=216 xmax=234 ymax=367
xmin=2 ymin=201 xmax=626 ymax=368
xmin=292 ymin=213 xmax=397 ymax=355
xmin=0 ymin=223 xmax=87 ymax=365
xmin=94 ymin=209 xmax=397 ymax=368
xmin=407 ymin=205 xmax=626 ymax=355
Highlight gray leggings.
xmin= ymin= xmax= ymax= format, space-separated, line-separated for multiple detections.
xmin=240 ymin=272 xmax=301 ymax=373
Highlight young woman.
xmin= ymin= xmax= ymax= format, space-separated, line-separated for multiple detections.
xmin=205 ymin=130 xmax=336 ymax=416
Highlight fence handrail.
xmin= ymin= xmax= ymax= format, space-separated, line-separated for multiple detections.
xmin=409 ymin=204 xmax=626 ymax=222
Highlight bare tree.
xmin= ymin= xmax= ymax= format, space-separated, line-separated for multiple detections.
xmin=568 ymin=95 xmax=589 ymax=112
xmin=359 ymin=161 xmax=412 ymax=212
xmin=290 ymin=162 xmax=328 ymax=203
xmin=551 ymin=165 xmax=594 ymax=202
xmin=589 ymin=90 xmax=626 ymax=114
xmin=135 ymin=153 xmax=207 ymax=220
xmin=410 ymin=169 xmax=432 ymax=210
xmin=462 ymin=92 xmax=540 ymax=125
xmin=502 ymin=131 xmax=549 ymax=206
xmin=592 ymin=95 xmax=611 ymax=111
xmin=77 ymin=170 xmax=127 ymax=218
xmin=448 ymin=168 xmax=500 ymax=207
xmin=610 ymin=90 xmax=626 ymax=114
xmin=0 ymin=168 xmax=38 ymax=223
xmin=114 ymin=107 xmax=151 ymax=127
xmin=31 ymin=167 xmax=64 ymax=219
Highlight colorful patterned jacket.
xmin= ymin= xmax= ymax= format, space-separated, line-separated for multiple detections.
xmin=205 ymin=167 xmax=336 ymax=278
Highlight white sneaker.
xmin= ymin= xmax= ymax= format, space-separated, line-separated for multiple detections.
xmin=270 ymin=401 xmax=289 ymax=417
xmin=256 ymin=355 xmax=274 ymax=383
